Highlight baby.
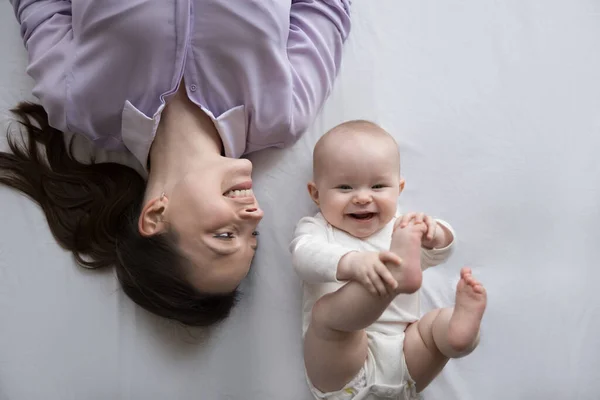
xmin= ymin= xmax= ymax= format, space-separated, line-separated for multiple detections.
xmin=290 ymin=120 xmax=487 ymax=399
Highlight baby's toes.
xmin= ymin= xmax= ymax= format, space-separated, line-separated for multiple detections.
xmin=473 ymin=284 xmax=486 ymax=296
xmin=466 ymin=275 xmax=479 ymax=287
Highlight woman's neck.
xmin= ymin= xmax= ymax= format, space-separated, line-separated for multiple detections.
xmin=145 ymin=86 xmax=223 ymax=202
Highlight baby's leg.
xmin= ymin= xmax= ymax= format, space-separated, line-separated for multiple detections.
xmin=404 ymin=268 xmax=487 ymax=392
xmin=304 ymin=224 xmax=423 ymax=393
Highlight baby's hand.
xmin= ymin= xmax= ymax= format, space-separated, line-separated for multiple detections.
xmin=337 ymin=251 xmax=401 ymax=296
xmin=396 ymin=212 xmax=435 ymax=238
xmin=395 ymin=212 xmax=441 ymax=248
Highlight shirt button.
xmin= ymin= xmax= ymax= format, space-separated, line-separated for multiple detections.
xmin=189 ymin=84 xmax=197 ymax=92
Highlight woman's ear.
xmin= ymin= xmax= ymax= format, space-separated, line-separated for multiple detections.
xmin=307 ymin=182 xmax=319 ymax=205
xmin=138 ymin=194 xmax=169 ymax=236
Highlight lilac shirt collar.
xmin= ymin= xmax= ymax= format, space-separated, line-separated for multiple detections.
xmin=121 ymin=100 xmax=247 ymax=174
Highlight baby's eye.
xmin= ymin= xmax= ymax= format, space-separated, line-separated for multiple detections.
xmin=252 ymin=231 xmax=259 ymax=237
xmin=214 ymin=232 xmax=235 ymax=239
xmin=337 ymin=185 xmax=352 ymax=190
xmin=372 ymin=184 xmax=386 ymax=189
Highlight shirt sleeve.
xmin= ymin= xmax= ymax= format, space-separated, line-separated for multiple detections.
xmin=11 ymin=0 xmax=73 ymax=132
xmin=285 ymin=0 xmax=351 ymax=141
xmin=420 ymin=219 xmax=456 ymax=271
xmin=289 ymin=214 xmax=354 ymax=283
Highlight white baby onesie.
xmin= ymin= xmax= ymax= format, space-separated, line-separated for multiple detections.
xmin=290 ymin=211 xmax=455 ymax=400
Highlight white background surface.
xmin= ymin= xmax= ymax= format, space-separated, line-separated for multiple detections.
xmin=1 ymin=1 xmax=599 ymax=399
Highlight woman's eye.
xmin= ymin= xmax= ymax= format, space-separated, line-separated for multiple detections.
xmin=214 ymin=232 xmax=235 ymax=239
xmin=252 ymin=231 xmax=259 ymax=237
xmin=337 ymin=185 xmax=352 ymax=190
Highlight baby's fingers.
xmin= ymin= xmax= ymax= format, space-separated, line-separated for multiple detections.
xmin=414 ymin=212 xmax=425 ymax=225
xmin=360 ymin=275 xmax=379 ymax=296
xmin=424 ymin=215 xmax=437 ymax=240
xmin=398 ymin=213 xmax=416 ymax=229
xmin=379 ymin=251 xmax=403 ymax=266
xmin=368 ymin=270 xmax=388 ymax=296
xmin=375 ymin=262 xmax=398 ymax=291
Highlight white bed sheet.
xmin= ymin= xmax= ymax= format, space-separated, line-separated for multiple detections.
xmin=1 ymin=1 xmax=599 ymax=399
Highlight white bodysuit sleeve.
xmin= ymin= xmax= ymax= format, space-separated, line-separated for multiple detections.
xmin=290 ymin=214 xmax=354 ymax=283
xmin=420 ymin=219 xmax=456 ymax=271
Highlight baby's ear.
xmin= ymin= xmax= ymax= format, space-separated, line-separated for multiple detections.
xmin=307 ymin=182 xmax=319 ymax=205
xmin=399 ymin=178 xmax=406 ymax=193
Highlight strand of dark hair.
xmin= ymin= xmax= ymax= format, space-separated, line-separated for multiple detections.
xmin=0 ymin=102 xmax=238 ymax=326
xmin=0 ymin=102 xmax=143 ymax=268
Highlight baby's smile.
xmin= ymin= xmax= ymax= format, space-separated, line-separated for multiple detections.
xmin=348 ymin=212 xmax=377 ymax=221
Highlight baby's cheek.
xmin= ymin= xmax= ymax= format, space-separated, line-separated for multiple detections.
xmin=320 ymin=199 xmax=343 ymax=221
xmin=381 ymin=197 xmax=398 ymax=215
xmin=322 ymin=194 xmax=345 ymax=212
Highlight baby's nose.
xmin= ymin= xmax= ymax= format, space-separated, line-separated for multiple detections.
xmin=353 ymin=192 xmax=373 ymax=204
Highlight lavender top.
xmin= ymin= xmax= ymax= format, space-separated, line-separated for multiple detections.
xmin=12 ymin=0 xmax=351 ymax=170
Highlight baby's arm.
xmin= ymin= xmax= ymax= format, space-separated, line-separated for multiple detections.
xmin=422 ymin=219 xmax=454 ymax=250
xmin=420 ymin=219 xmax=455 ymax=270
xmin=291 ymin=214 xmax=400 ymax=295
xmin=290 ymin=215 xmax=353 ymax=283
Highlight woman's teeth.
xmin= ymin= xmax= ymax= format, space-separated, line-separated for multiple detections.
xmin=224 ymin=189 xmax=254 ymax=198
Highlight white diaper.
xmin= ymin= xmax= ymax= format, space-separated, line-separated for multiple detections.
xmin=306 ymin=330 xmax=421 ymax=400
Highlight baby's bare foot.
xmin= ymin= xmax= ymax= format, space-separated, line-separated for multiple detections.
xmin=388 ymin=222 xmax=423 ymax=294
xmin=447 ymin=268 xmax=487 ymax=355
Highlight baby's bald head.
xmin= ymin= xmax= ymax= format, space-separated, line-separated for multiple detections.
xmin=312 ymin=120 xmax=400 ymax=182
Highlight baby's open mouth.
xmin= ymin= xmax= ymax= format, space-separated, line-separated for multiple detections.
xmin=349 ymin=212 xmax=376 ymax=220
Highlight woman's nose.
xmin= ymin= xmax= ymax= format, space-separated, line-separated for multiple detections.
xmin=233 ymin=158 xmax=253 ymax=175
xmin=241 ymin=206 xmax=264 ymax=221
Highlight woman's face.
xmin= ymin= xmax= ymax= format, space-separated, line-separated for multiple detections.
xmin=164 ymin=156 xmax=264 ymax=293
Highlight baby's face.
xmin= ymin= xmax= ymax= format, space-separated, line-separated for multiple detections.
xmin=311 ymin=137 xmax=402 ymax=238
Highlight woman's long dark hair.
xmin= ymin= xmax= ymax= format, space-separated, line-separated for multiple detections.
xmin=0 ymin=103 xmax=237 ymax=326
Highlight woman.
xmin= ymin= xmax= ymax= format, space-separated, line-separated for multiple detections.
xmin=2 ymin=0 xmax=351 ymax=326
